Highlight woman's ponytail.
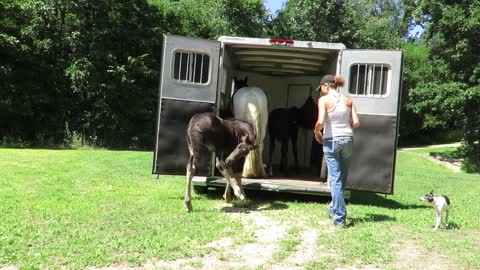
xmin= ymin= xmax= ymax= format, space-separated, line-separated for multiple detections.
xmin=334 ymin=75 xmax=345 ymax=87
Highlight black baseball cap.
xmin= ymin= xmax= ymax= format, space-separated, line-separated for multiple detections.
xmin=316 ymin=74 xmax=335 ymax=91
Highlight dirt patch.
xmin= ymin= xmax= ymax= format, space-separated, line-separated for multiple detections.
xmin=393 ymin=238 xmax=455 ymax=270
xmin=0 ymin=266 xmax=19 ymax=270
xmin=286 ymin=229 xmax=319 ymax=264
xmin=399 ymin=143 xmax=465 ymax=172
xmin=93 ymin=209 xmax=288 ymax=270
xmin=336 ymin=266 xmax=383 ymax=270
xmin=428 ymin=153 xmax=463 ymax=172
xmin=86 ymin=207 xmax=338 ymax=270
xmin=270 ymin=228 xmax=320 ymax=270
xmin=222 ymin=211 xmax=287 ymax=268
xmin=83 ymin=205 xmax=463 ymax=270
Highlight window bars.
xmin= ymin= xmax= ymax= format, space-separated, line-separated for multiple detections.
xmin=349 ymin=64 xmax=389 ymax=96
xmin=173 ymin=51 xmax=210 ymax=84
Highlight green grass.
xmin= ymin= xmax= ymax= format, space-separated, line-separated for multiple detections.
xmin=0 ymin=149 xmax=243 ymax=269
xmin=1 ymin=147 xmax=479 ymax=269
xmin=302 ymin=147 xmax=480 ymax=269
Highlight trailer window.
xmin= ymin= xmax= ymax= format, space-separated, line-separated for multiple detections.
xmin=172 ymin=51 xmax=210 ymax=84
xmin=349 ymin=64 xmax=390 ymax=96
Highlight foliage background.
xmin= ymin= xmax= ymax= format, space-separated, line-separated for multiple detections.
xmin=0 ymin=0 xmax=479 ymax=165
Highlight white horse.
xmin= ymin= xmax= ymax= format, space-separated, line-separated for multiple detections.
xmin=233 ymin=77 xmax=268 ymax=178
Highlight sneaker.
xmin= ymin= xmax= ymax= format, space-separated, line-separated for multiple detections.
xmin=333 ymin=222 xmax=345 ymax=228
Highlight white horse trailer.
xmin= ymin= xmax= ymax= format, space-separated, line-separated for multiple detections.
xmin=153 ymin=34 xmax=403 ymax=197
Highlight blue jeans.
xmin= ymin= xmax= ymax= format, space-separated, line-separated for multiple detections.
xmin=323 ymin=136 xmax=353 ymax=226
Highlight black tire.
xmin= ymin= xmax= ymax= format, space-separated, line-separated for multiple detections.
xmin=193 ymin=185 xmax=208 ymax=194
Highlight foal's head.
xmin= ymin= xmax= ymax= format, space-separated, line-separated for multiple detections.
xmin=239 ymin=120 xmax=256 ymax=145
xmin=221 ymin=119 xmax=258 ymax=166
xmin=226 ymin=141 xmax=257 ymax=165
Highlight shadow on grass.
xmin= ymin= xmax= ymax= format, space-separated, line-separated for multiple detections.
xmin=421 ymin=222 xmax=461 ymax=231
xmin=348 ymin=214 xmax=397 ymax=227
xmin=220 ymin=201 xmax=289 ymax=213
xmin=446 ymin=222 xmax=460 ymax=230
xmin=349 ymin=191 xmax=430 ymax=210
xmin=194 ymin=188 xmax=430 ymax=213
xmin=200 ymin=187 xmax=335 ymax=213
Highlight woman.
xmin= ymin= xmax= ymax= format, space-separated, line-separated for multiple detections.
xmin=314 ymin=74 xmax=360 ymax=227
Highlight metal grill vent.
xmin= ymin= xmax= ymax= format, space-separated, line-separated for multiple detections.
xmin=173 ymin=51 xmax=210 ymax=84
xmin=349 ymin=64 xmax=389 ymax=96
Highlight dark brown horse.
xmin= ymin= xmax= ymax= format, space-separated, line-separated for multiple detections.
xmin=184 ymin=112 xmax=257 ymax=211
xmin=267 ymin=95 xmax=319 ymax=175
xmin=268 ymin=107 xmax=300 ymax=174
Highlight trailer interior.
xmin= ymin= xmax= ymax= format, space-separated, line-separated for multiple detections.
xmin=193 ymin=38 xmax=347 ymax=196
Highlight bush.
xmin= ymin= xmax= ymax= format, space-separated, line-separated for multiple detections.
xmin=407 ymin=83 xmax=480 ymax=172
xmin=462 ymin=86 xmax=480 ymax=172
xmin=0 ymin=136 xmax=31 ymax=148
xmin=461 ymin=145 xmax=480 ymax=173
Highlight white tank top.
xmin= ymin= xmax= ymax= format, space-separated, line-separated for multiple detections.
xmin=323 ymin=93 xmax=353 ymax=139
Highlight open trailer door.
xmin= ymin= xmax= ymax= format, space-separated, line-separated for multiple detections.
xmin=153 ymin=34 xmax=221 ymax=175
xmin=340 ymin=50 xmax=403 ymax=194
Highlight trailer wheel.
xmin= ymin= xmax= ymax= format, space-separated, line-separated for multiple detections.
xmin=193 ymin=185 xmax=208 ymax=195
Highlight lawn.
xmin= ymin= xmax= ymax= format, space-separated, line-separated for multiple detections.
xmin=0 ymin=147 xmax=479 ymax=269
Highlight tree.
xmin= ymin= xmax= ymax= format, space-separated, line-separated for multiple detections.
xmin=349 ymin=0 xmax=408 ymax=49
xmin=405 ymin=0 xmax=480 ymax=169
xmin=221 ymin=0 xmax=268 ymax=37
xmin=151 ymin=0 xmax=268 ymax=39
xmin=399 ymin=41 xmax=436 ymax=143
xmin=0 ymin=0 xmax=72 ymax=144
xmin=269 ymin=0 xmax=409 ymax=49
xmin=62 ymin=0 xmax=166 ymax=148
xmin=269 ymin=0 xmax=355 ymax=46
xmin=1 ymin=0 xmax=269 ymax=148
xmin=0 ymin=0 xmax=173 ymax=148
xmin=414 ymin=0 xmax=480 ymax=85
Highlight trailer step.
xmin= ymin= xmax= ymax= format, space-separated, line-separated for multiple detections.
xmin=192 ymin=176 xmax=350 ymax=198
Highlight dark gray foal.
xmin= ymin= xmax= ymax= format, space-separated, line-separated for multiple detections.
xmin=185 ymin=112 xmax=257 ymax=212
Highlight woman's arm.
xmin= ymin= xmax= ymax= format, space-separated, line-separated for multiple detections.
xmin=314 ymin=98 xmax=326 ymax=132
xmin=314 ymin=98 xmax=326 ymax=143
xmin=350 ymin=103 xmax=360 ymax=129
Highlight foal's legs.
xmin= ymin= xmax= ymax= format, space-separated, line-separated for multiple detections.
xmin=233 ymin=173 xmax=249 ymax=207
xmin=233 ymin=173 xmax=246 ymax=197
xmin=223 ymin=181 xmax=232 ymax=203
xmin=216 ymin=160 xmax=247 ymax=202
xmin=184 ymin=155 xmax=195 ymax=212
xmin=216 ymin=157 xmax=233 ymax=202
xmin=228 ymin=173 xmax=247 ymax=201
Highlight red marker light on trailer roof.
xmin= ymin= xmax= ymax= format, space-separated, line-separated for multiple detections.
xmin=269 ymin=39 xmax=294 ymax=45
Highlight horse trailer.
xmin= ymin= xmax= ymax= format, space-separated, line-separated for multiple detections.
xmin=153 ymin=34 xmax=403 ymax=197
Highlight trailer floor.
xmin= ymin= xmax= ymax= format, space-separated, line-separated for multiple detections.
xmin=192 ymin=176 xmax=335 ymax=196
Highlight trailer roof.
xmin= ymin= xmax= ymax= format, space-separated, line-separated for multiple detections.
xmin=218 ymin=36 xmax=345 ymax=76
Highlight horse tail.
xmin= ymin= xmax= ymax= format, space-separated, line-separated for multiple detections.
xmin=239 ymin=88 xmax=267 ymax=178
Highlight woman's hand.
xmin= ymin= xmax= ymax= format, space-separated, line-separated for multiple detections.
xmin=314 ymin=130 xmax=323 ymax=144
